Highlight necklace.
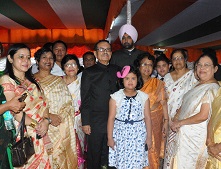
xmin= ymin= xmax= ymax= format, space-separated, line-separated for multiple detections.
xmin=64 ymin=76 xmax=77 ymax=85
xmin=15 ymin=76 xmax=26 ymax=84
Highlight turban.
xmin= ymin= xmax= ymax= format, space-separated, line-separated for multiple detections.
xmin=119 ymin=24 xmax=138 ymax=43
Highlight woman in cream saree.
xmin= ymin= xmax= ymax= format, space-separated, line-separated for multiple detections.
xmin=206 ymin=83 xmax=221 ymax=169
xmin=34 ymin=47 xmax=78 ymax=169
xmin=1 ymin=75 xmax=52 ymax=169
xmin=170 ymin=82 xmax=219 ymax=168
xmin=169 ymin=53 xmax=219 ymax=169
xmin=1 ymin=43 xmax=52 ymax=168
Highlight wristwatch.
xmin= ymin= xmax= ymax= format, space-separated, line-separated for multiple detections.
xmin=44 ymin=117 xmax=52 ymax=124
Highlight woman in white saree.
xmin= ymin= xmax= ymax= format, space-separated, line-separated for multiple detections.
xmin=169 ymin=53 xmax=219 ymax=169
xmin=61 ymin=54 xmax=85 ymax=169
xmin=164 ymin=49 xmax=198 ymax=168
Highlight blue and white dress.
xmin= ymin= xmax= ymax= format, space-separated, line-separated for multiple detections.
xmin=109 ymin=89 xmax=149 ymax=169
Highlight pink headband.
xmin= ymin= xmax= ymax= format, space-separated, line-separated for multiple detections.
xmin=117 ymin=66 xmax=130 ymax=78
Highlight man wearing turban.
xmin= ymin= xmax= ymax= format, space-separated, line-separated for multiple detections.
xmin=110 ymin=24 xmax=144 ymax=68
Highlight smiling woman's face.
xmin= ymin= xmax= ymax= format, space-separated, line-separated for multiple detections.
xmin=171 ymin=51 xmax=186 ymax=70
xmin=196 ymin=56 xmax=217 ymax=83
xmin=8 ymin=48 xmax=31 ymax=74
xmin=139 ymin=57 xmax=154 ymax=78
xmin=38 ymin=51 xmax=54 ymax=72
xmin=64 ymin=59 xmax=79 ymax=77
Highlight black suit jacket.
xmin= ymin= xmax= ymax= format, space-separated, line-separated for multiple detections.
xmin=80 ymin=62 xmax=119 ymax=133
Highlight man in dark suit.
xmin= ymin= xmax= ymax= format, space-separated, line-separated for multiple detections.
xmin=80 ymin=40 xmax=119 ymax=169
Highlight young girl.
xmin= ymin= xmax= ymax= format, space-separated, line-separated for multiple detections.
xmin=107 ymin=65 xmax=152 ymax=169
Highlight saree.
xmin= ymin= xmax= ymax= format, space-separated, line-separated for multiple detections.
xmin=164 ymin=70 xmax=198 ymax=119
xmin=206 ymin=85 xmax=221 ymax=169
xmin=37 ymin=75 xmax=77 ymax=169
xmin=141 ymin=78 xmax=166 ymax=169
xmin=167 ymin=83 xmax=219 ymax=169
xmin=164 ymin=70 xmax=198 ymax=169
xmin=0 ymin=75 xmax=52 ymax=169
xmin=67 ymin=76 xmax=85 ymax=168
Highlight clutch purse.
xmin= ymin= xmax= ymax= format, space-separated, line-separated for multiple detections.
xmin=10 ymin=112 xmax=35 ymax=167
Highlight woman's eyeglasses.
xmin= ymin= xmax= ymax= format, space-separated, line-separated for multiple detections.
xmin=141 ymin=63 xmax=153 ymax=67
xmin=65 ymin=63 xmax=78 ymax=68
xmin=196 ymin=63 xmax=213 ymax=69
xmin=172 ymin=56 xmax=184 ymax=61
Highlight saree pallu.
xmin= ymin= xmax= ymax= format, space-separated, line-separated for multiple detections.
xmin=165 ymin=83 xmax=219 ymax=169
xmin=0 ymin=75 xmax=52 ymax=169
xmin=164 ymin=70 xmax=198 ymax=119
xmin=67 ymin=77 xmax=85 ymax=169
xmin=206 ymin=85 xmax=221 ymax=169
xmin=38 ymin=75 xmax=77 ymax=169
xmin=141 ymin=78 xmax=166 ymax=169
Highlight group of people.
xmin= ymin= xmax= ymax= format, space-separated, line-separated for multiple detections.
xmin=0 ymin=22 xmax=221 ymax=169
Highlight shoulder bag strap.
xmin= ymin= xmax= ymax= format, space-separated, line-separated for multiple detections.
xmin=20 ymin=112 xmax=25 ymax=142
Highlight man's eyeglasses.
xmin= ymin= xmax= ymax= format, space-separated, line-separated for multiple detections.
xmin=96 ymin=48 xmax=111 ymax=52
xmin=84 ymin=58 xmax=95 ymax=62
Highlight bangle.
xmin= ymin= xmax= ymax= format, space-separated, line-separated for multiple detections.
xmin=30 ymin=119 xmax=38 ymax=128
xmin=44 ymin=117 xmax=52 ymax=124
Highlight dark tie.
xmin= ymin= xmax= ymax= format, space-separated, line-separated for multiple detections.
xmin=160 ymin=77 xmax=164 ymax=81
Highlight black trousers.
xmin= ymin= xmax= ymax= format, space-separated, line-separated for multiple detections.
xmin=87 ymin=131 xmax=108 ymax=169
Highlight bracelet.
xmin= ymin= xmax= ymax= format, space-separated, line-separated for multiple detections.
xmin=44 ymin=117 xmax=52 ymax=124
xmin=164 ymin=119 xmax=169 ymax=122
xmin=30 ymin=119 xmax=38 ymax=128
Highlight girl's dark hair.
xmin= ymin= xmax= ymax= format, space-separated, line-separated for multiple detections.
xmin=4 ymin=43 xmax=41 ymax=90
xmin=34 ymin=47 xmax=56 ymax=63
xmin=134 ymin=52 xmax=155 ymax=68
xmin=195 ymin=52 xmax=218 ymax=67
xmin=118 ymin=65 xmax=143 ymax=90
xmin=61 ymin=54 xmax=80 ymax=72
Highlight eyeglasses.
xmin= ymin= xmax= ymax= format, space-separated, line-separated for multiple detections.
xmin=96 ymin=48 xmax=111 ymax=52
xmin=141 ymin=63 xmax=153 ymax=67
xmin=84 ymin=58 xmax=95 ymax=62
xmin=65 ymin=63 xmax=78 ymax=68
xmin=196 ymin=63 xmax=213 ymax=69
xmin=172 ymin=56 xmax=184 ymax=61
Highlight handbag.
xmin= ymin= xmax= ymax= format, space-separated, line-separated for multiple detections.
xmin=9 ymin=112 xmax=35 ymax=167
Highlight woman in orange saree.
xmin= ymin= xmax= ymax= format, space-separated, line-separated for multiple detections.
xmin=134 ymin=52 xmax=169 ymax=169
